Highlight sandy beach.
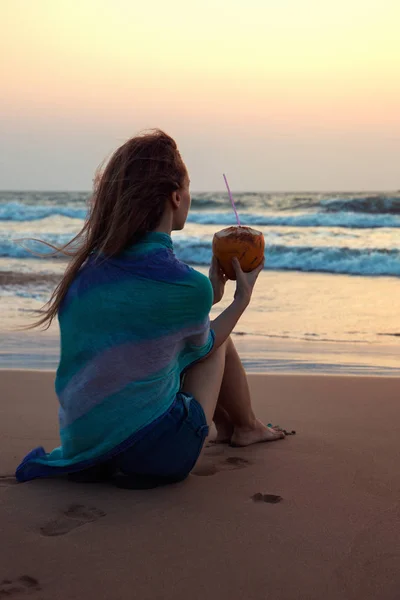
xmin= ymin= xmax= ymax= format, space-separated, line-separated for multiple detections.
xmin=1 ymin=369 xmax=399 ymax=599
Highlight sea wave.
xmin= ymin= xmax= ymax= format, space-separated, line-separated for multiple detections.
xmin=191 ymin=193 xmax=400 ymax=213
xmin=264 ymin=244 xmax=400 ymax=276
xmin=0 ymin=191 xmax=90 ymax=205
xmin=3 ymin=192 xmax=400 ymax=227
xmin=187 ymin=211 xmax=400 ymax=229
xmin=2 ymin=190 xmax=400 ymax=215
xmin=3 ymin=234 xmax=400 ymax=277
xmin=322 ymin=195 xmax=400 ymax=214
xmin=189 ymin=194 xmax=319 ymax=211
xmin=0 ymin=201 xmax=87 ymax=221
xmin=4 ymin=201 xmax=400 ymax=229
xmin=0 ymin=235 xmax=74 ymax=259
xmin=173 ymin=240 xmax=400 ymax=276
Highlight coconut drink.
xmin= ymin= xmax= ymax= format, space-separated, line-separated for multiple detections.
xmin=212 ymin=175 xmax=265 ymax=280
xmin=212 ymin=225 xmax=265 ymax=280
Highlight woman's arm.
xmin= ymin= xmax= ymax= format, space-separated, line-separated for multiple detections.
xmin=209 ymin=256 xmax=227 ymax=305
xmin=210 ymin=257 xmax=264 ymax=349
xmin=210 ymin=297 xmax=248 ymax=348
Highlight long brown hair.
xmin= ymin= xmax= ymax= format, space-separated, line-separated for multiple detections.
xmin=26 ymin=129 xmax=187 ymax=329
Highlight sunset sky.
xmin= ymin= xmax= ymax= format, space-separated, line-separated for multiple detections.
xmin=1 ymin=0 xmax=399 ymax=191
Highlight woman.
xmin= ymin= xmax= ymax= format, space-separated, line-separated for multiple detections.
xmin=16 ymin=130 xmax=283 ymax=489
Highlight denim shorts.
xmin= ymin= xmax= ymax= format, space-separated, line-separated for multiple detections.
xmin=17 ymin=393 xmax=209 ymax=488
xmin=113 ymin=392 xmax=209 ymax=483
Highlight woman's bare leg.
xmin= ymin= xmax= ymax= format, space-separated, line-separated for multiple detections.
xmin=214 ymin=337 xmax=283 ymax=445
xmin=212 ymin=404 xmax=233 ymax=443
xmin=182 ymin=337 xmax=284 ymax=446
xmin=181 ymin=341 xmax=228 ymax=425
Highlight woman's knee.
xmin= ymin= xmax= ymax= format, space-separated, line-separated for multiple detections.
xmin=180 ymin=340 xmax=228 ymax=424
xmin=225 ymin=335 xmax=235 ymax=355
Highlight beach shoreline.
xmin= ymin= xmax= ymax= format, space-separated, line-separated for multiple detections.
xmin=1 ymin=328 xmax=399 ymax=376
xmin=2 ymin=263 xmax=400 ymax=377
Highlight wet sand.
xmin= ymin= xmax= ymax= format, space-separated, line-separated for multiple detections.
xmin=1 ymin=370 xmax=399 ymax=600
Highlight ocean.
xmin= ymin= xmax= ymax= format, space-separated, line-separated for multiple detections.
xmin=1 ymin=190 xmax=400 ymax=374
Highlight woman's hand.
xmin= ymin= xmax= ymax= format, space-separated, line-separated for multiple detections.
xmin=233 ymin=257 xmax=265 ymax=308
xmin=209 ymin=255 xmax=228 ymax=305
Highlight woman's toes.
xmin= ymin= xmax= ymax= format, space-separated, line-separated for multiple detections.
xmin=230 ymin=422 xmax=285 ymax=447
xmin=267 ymin=426 xmax=285 ymax=439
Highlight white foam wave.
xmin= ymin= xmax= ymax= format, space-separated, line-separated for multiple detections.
xmin=174 ymin=240 xmax=400 ymax=276
xmin=0 ymin=201 xmax=86 ymax=221
xmin=321 ymin=195 xmax=400 ymax=214
xmin=0 ymin=235 xmax=73 ymax=259
xmin=3 ymin=233 xmax=400 ymax=277
xmin=187 ymin=211 xmax=400 ymax=229
xmin=3 ymin=199 xmax=400 ymax=229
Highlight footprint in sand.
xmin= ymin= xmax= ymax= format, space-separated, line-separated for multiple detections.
xmin=40 ymin=504 xmax=106 ymax=537
xmin=0 ymin=476 xmax=18 ymax=487
xmin=0 ymin=576 xmax=41 ymax=598
xmin=192 ymin=456 xmax=251 ymax=477
xmin=203 ymin=445 xmax=225 ymax=457
xmin=251 ymin=492 xmax=283 ymax=504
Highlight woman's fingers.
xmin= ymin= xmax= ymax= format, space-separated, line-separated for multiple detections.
xmin=232 ymin=256 xmax=243 ymax=276
xmin=218 ymin=259 xmax=227 ymax=279
xmin=211 ymin=255 xmax=228 ymax=283
xmin=233 ymin=256 xmax=264 ymax=278
xmin=210 ymin=256 xmax=219 ymax=277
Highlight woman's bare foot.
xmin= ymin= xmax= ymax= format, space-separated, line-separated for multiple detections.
xmin=212 ymin=421 xmax=234 ymax=444
xmin=230 ymin=420 xmax=285 ymax=447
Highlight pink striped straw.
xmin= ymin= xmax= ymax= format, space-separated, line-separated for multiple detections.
xmin=223 ymin=174 xmax=241 ymax=226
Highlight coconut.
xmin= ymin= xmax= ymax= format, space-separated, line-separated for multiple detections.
xmin=212 ymin=226 xmax=265 ymax=280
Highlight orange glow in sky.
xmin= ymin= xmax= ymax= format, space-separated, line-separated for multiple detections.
xmin=1 ymin=0 xmax=399 ymax=190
